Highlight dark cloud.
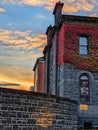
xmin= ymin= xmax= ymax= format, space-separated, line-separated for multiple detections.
xmin=0 ymin=83 xmax=20 ymax=87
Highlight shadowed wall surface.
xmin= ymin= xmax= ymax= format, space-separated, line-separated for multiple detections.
xmin=0 ymin=87 xmax=77 ymax=130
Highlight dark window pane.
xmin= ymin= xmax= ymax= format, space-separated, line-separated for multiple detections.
xmin=79 ymin=74 xmax=90 ymax=102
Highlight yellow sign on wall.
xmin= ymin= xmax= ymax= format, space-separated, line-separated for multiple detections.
xmin=80 ymin=104 xmax=88 ymax=110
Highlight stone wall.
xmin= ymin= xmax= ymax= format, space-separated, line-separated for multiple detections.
xmin=49 ymin=33 xmax=57 ymax=95
xmin=58 ymin=63 xmax=98 ymax=128
xmin=0 ymin=88 xmax=77 ymax=130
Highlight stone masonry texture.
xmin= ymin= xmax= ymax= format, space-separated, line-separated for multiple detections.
xmin=0 ymin=88 xmax=77 ymax=130
xmin=58 ymin=63 xmax=98 ymax=127
xmin=43 ymin=1 xmax=98 ymax=128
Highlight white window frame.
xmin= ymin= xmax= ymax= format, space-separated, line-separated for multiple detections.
xmin=79 ymin=36 xmax=89 ymax=55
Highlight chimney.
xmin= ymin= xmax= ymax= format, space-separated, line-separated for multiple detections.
xmin=53 ymin=1 xmax=64 ymax=26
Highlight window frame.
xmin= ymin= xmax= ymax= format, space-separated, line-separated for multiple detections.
xmin=79 ymin=35 xmax=89 ymax=55
xmin=79 ymin=73 xmax=90 ymax=102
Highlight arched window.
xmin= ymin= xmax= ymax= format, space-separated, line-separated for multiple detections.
xmin=79 ymin=73 xmax=90 ymax=102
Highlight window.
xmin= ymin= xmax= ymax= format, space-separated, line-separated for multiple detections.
xmin=79 ymin=73 xmax=89 ymax=102
xmin=79 ymin=37 xmax=89 ymax=55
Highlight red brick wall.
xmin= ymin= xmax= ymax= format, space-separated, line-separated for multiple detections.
xmin=37 ymin=62 xmax=45 ymax=93
xmin=58 ymin=23 xmax=98 ymax=72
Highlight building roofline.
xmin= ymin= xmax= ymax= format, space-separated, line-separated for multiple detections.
xmin=58 ymin=14 xmax=98 ymax=27
xmin=43 ymin=45 xmax=48 ymax=54
xmin=44 ymin=14 xmax=98 ymax=56
xmin=33 ymin=57 xmax=44 ymax=71
xmin=46 ymin=25 xmax=53 ymax=35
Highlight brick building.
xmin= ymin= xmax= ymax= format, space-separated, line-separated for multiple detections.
xmin=33 ymin=57 xmax=45 ymax=93
xmin=43 ymin=1 xmax=98 ymax=129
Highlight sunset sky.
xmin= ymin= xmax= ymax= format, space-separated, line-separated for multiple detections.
xmin=0 ymin=0 xmax=98 ymax=91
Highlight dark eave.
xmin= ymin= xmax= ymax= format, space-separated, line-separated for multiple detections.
xmin=44 ymin=26 xmax=57 ymax=55
xmin=46 ymin=25 xmax=53 ymax=35
xmin=43 ymin=45 xmax=48 ymax=54
xmin=45 ymin=14 xmax=98 ymax=56
xmin=33 ymin=57 xmax=44 ymax=71
xmin=58 ymin=14 xmax=98 ymax=27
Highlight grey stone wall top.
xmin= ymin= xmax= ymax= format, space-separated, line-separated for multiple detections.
xmin=0 ymin=87 xmax=77 ymax=104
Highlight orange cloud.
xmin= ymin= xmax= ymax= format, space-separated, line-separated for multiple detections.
xmin=20 ymin=0 xmax=45 ymax=6
xmin=2 ymin=0 xmax=97 ymax=13
xmin=0 ymin=65 xmax=34 ymax=91
xmin=0 ymin=8 xmax=6 ymax=12
xmin=0 ymin=29 xmax=46 ymax=50
xmin=63 ymin=0 xmax=96 ymax=13
xmin=0 ymin=29 xmax=46 ymax=51
xmin=0 ymin=29 xmax=45 ymax=91
xmin=46 ymin=0 xmax=96 ymax=12
xmin=27 ymin=33 xmax=46 ymax=50
xmin=0 ymin=43 xmax=43 ymax=91
xmin=1 ymin=0 xmax=45 ymax=6
xmin=89 ymin=13 xmax=97 ymax=17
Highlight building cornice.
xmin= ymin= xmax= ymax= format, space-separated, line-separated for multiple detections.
xmin=33 ymin=57 xmax=44 ymax=71
xmin=58 ymin=15 xmax=98 ymax=27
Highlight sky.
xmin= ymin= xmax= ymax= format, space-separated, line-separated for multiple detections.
xmin=0 ymin=0 xmax=98 ymax=91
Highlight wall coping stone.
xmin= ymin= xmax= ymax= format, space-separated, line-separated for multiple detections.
xmin=0 ymin=87 xmax=77 ymax=104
